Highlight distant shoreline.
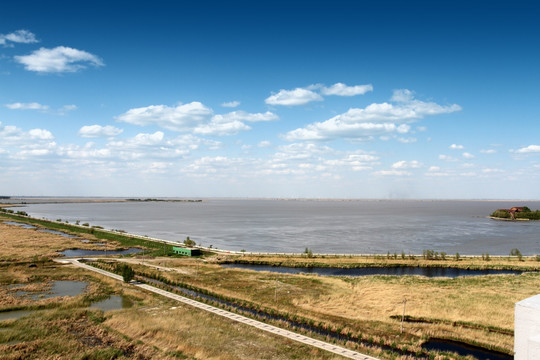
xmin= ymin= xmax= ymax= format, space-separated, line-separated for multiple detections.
xmin=2 ymin=196 xmax=540 ymax=203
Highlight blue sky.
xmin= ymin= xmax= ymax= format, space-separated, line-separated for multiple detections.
xmin=1 ymin=1 xmax=539 ymax=199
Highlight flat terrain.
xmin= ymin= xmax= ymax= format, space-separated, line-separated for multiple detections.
xmin=2 ymin=212 xmax=538 ymax=359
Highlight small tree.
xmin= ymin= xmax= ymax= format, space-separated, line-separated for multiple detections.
xmin=510 ymin=248 xmax=523 ymax=261
xmin=183 ymin=236 xmax=196 ymax=247
xmin=116 ymin=264 xmax=134 ymax=283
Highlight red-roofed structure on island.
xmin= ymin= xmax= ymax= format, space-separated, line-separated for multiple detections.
xmin=498 ymin=207 xmax=525 ymax=219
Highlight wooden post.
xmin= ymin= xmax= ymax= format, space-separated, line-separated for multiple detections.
xmin=401 ymin=298 xmax=407 ymax=334
xmin=275 ymin=278 xmax=278 ymax=303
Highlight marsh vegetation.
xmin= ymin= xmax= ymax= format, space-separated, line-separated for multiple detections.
xmin=2 ymin=211 xmax=539 ymax=359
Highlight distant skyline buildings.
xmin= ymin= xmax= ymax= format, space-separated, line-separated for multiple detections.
xmin=0 ymin=1 xmax=539 ymax=199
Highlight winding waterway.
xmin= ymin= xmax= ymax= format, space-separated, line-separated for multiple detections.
xmin=20 ymin=199 xmax=540 ymax=255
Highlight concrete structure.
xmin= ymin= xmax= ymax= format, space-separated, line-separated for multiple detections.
xmin=172 ymin=246 xmax=201 ymax=256
xmin=515 ymin=294 xmax=540 ymax=359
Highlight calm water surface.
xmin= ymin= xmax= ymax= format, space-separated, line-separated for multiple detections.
xmin=221 ymin=263 xmax=523 ymax=278
xmin=22 ymin=199 xmax=540 ymax=255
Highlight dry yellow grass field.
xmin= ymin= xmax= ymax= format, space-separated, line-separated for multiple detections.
xmin=138 ymin=254 xmax=540 ymax=355
xmin=0 ymin=221 xmax=121 ymax=262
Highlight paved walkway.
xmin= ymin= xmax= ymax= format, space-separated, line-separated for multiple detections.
xmin=60 ymin=258 xmax=379 ymax=360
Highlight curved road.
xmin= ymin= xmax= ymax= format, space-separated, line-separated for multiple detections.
xmin=58 ymin=258 xmax=379 ymax=360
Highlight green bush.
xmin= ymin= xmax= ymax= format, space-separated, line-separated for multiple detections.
xmin=490 ymin=210 xmax=510 ymax=218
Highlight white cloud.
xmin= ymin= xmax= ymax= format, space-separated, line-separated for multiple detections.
xmin=482 ymin=168 xmax=504 ymax=173
xmin=78 ymin=125 xmax=123 ymax=138
xmin=58 ymin=104 xmax=77 ymax=114
xmin=426 ymin=171 xmax=450 ymax=177
xmin=391 ymin=160 xmax=422 ymax=169
xmin=390 ymin=89 xmax=415 ymax=102
xmin=374 ymin=169 xmax=411 ymax=176
xmin=325 ymin=153 xmax=379 ymax=171
xmin=258 ymin=141 xmax=271 ymax=148
xmin=397 ymin=137 xmax=417 ymax=143
xmin=265 ymin=87 xmax=323 ymax=106
xmin=438 ymin=154 xmax=458 ymax=162
xmin=515 ymin=145 xmax=540 ymax=153
xmin=29 ymin=129 xmax=54 ymax=140
xmin=284 ymin=122 xmax=406 ymax=141
xmin=5 ymin=102 xmax=49 ymax=111
xmin=449 ymin=144 xmax=464 ymax=150
xmin=194 ymin=111 xmax=277 ymax=136
xmin=15 ymin=46 xmax=104 ymax=73
xmin=274 ymin=143 xmax=336 ymax=161
xmin=57 ymin=143 xmax=112 ymax=159
xmin=194 ymin=119 xmax=250 ymax=136
xmin=425 ymin=166 xmax=450 ymax=177
xmin=462 ymin=152 xmax=475 ymax=159
xmin=320 ymin=83 xmax=373 ymax=96
xmin=480 ymin=149 xmax=496 ymax=154
xmin=117 ymin=103 xmax=275 ymax=136
xmin=5 ymin=102 xmax=78 ymax=115
xmin=284 ymin=89 xmax=460 ymax=141
xmin=0 ymin=30 xmax=38 ymax=46
xmin=211 ymin=110 xmax=278 ymax=123
xmin=221 ymin=101 xmax=240 ymax=108
xmin=116 ymin=102 xmax=212 ymax=131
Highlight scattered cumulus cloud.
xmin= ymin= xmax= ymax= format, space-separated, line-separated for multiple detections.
xmin=392 ymin=160 xmax=422 ymax=169
xmin=397 ymin=137 xmax=417 ymax=143
xmin=374 ymin=169 xmax=411 ymax=176
xmin=212 ymin=111 xmax=278 ymax=123
xmin=15 ymin=46 xmax=104 ymax=73
xmin=514 ymin=145 xmax=540 ymax=153
xmin=5 ymin=102 xmax=49 ymax=111
xmin=194 ymin=118 xmax=250 ymax=136
xmin=0 ymin=30 xmax=38 ymax=47
xmin=482 ymin=168 xmax=504 ymax=173
xmin=258 ymin=141 xmax=271 ymax=148
xmin=5 ymin=102 xmax=78 ymax=115
xmin=265 ymin=82 xmax=373 ymax=106
xmin=325 ymin=153 xmax=379 ymax=171
xmin=265 ymin=87 xmax=323 ymax=106
xmin=284 ymin=89 xmax=460 ymax=141
xmin=221 ymin=101 xmax=240 ymax=108
xmin=480 ymin=149 xmax=496 ymax=154
xmin=29 ymin=129 xmax=54 ymax=140
xmin=78 ymin=125 xmax=123 ymax=138
xmin=449 ymin=144 xmax=464 ymax=150
xmin=117 ymin=102 xmax=277 ymax=136
xmin=116 ymin=102 xmax=213 ymax=131
xmin=438 ymin=154 xmax=458 ymax=162
xmin=462 ymin=152 xmax=475 ymax=159
xmin=320 ymin=83 xmax=373 ymax=96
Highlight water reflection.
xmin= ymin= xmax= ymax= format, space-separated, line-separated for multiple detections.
xmin=222 ymin=263 xmax=523 ymax=278
xmin=422 ymin=338 xmax=512 ymax=360
xmin=90 ymin=295 xmax=132 ymax=312
xmin=13 ymin=280 xmax=88 ymax=300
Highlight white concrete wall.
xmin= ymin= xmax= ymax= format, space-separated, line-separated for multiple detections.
xmin=515 ymin=294 xmax=540 ymax=360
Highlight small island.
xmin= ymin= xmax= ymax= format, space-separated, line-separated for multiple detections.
xmin=126 ymin=198 xmax=202 ymax=202
xmin=490 ymin=206 xmax=540 ymax=220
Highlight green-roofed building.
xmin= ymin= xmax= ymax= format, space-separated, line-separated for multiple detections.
xmin=172 ymin=246 xmax=201 ymax=256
